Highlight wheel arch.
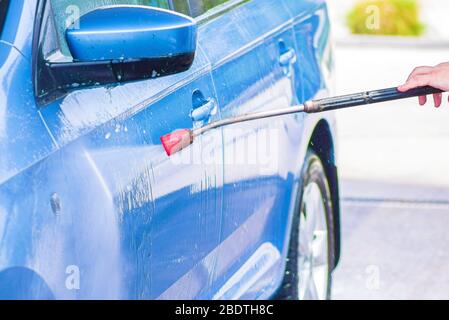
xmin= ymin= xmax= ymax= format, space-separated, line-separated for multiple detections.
xmin=0 ymin=266 xmax=54 ymax=299
xmin=309 ymin=119 xmax=341 ymax=269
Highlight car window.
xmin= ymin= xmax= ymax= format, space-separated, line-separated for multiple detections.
xmin=0 ymin=0 xmax=9 ymax=37
xmin=187 ymin=0 xmax=230 ymax=17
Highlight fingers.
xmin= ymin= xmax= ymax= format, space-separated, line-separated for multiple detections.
xmin=433 ymin=93 xmax=443 ymax=108
xmin=401 ymin=62 xmax=449 ymax=107
xmin=399 ymin=66 xmax=434 ymax=92
xmin=398 ymin=74 xmax=431 ymax=92
xmin=416 ymin=94 xmax=443 ymax=107
xmin=419 ymin=95 xmax=427 ymax=106
xmin=407 ymin=66 xmax=433 ymax=81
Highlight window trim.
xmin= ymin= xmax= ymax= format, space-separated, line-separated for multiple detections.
xmin=194 ymin=0 xmax=249 ymax=24
xmin=0 ymin=0 xmax=10 ymax=38
xmin=32 ymin=0 xmax=47 ymax=104
xmin=168 ymin=0 xmax=250 ymax=22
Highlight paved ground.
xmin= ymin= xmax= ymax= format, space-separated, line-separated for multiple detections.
xmin=333 ymin=195 xmax=449 ymax=300
xmin=333 ymin=180 xmax=449 ymax=299
xmin=330 ymin=40 xmax=449 ymax=299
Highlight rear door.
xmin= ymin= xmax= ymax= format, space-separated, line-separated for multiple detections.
xmin=34 ymin=0 xmax=224 ymax=299
xmin=284 ymin=0 xmax=333 ymax=101
xmin=197 ymin=0 xmax=304 ymax=299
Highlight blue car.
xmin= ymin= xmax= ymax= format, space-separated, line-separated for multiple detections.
xmin=0 ymin=0 xmax=339 ymax=300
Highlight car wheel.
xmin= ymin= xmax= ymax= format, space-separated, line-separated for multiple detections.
xmin=275 ymin=150 xmax=335 ymax=300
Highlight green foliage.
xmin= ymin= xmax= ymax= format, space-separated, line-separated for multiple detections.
xmin=201 ymin=0 xmax=229 ymax=11
xmin=347 ymin=0 xmax=425 ymax=36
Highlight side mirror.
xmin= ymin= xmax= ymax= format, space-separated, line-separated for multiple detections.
xmin=66 ymin=6 xmax=197 ymax=64
xmin=37 ymin=6 xmax=197 ymax=103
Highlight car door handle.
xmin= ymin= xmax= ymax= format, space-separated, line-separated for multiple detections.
xmin=279 ymin=48 xmax=297 ymax=67
xmin=190 ymin=99 xmax=217 ymax=122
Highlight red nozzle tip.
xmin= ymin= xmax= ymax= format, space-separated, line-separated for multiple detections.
xmin=160 ymin=129 xmax=193 ymax=156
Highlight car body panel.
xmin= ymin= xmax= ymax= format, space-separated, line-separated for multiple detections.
xmin=1 ymin=1 xmax=35 ymax=59
xmin=198 ymin=0 xmax=303 ymax=300
xmin=0 ymin=41 xmax=56 ymax=185
xmin=0 ymin=0 xmax=337 ymax=299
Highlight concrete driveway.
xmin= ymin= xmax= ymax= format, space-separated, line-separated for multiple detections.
xmin=333 ymin=197 xmax=449 ymax=300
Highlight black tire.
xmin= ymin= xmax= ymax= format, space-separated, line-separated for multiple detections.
xmin=275 ymin=150 xmax=336 ymax=300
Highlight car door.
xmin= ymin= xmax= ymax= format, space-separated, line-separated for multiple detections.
xmin=32 ymin=0 xmax=224 ymax=299
xmin=197 ymin=0 xmax=304 ymax=299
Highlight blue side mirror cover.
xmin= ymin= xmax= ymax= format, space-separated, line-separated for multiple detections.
xmin=66 ymin=6 xmax=197 ymax=62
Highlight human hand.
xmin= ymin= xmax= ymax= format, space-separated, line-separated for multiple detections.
xmin=398 ymin=62 xmax=449 ymax=107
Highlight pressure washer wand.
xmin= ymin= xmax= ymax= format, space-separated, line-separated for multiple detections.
xmin=161 ymin=86 xmax=443 ymax=156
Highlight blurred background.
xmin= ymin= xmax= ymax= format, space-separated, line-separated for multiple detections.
xmin=326 ymin=0 xmax=449 ymax=299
